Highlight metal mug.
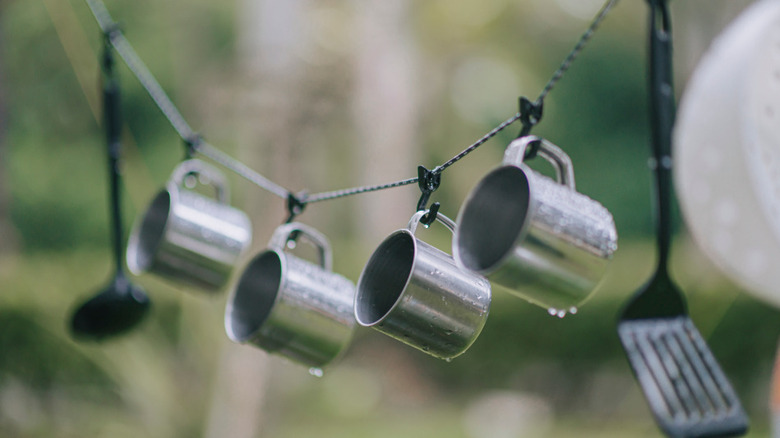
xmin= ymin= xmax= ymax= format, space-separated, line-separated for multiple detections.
xmin=355 ymin=210 xmax=491 ymax=360
xmin=453 ymin=136 xmax=617 ymax=313
xmin=225 ymin=223 xmax=356 ymax=368
xmin=127 ymin=159 xmax=252 ymax=292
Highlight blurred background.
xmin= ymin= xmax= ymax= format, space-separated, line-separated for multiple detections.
xmin=1 ymin=0 xmax=779 ymax=436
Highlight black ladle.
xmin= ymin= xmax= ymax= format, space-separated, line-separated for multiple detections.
xmin=70 ymin=32 xmax=150 ymax=341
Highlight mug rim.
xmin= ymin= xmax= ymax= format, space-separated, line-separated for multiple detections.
xmin=355 ymin=229 xmax=417 ymax=327
xmin=454 ymin=164 xmax=535 ymax=275
xmin=126 ymin=186 xmax=177 ymax=275
xmin=225 ymin=248 xmax=286 ymax=343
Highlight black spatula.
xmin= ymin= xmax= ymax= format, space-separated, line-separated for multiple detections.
xmin=617 ymin=1 xmax=748 ymax=436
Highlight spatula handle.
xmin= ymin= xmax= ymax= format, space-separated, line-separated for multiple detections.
xmin=647 ymin=0 xmax=675 ymax=270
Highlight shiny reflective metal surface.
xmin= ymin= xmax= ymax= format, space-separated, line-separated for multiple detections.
xmin=127 ymin=159 xmax=252 ymax=292
xmin=454 ymin=136 xmax=617 ymax=311
xmin=356 ymin=211 xmax=491 ymax=360
xmin=225 ymin=223 xmax=356 ymax=368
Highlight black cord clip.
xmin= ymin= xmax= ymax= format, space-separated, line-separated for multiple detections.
xmin=416 ymin=165 xmax=441 ymax=212
xmin=183 ymin=134 xmax=202 ymax=159
xmin=524 ymin=137 xmax=543 ymax=161
xmin=285 ymin=192 xmax=307 ymax=224
xmin=517 ymin=96 xmax=544 ymax=138
xmin=420 ymin=202 xmax=440 ymax=228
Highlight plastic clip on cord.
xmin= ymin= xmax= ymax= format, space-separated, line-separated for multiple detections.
xmin=420 ymin=202 xmax=440 ymax=228
xmin=183 ymin=134 xmax=202 ymax=160
xmin=416 ymin=165 xmax=440 ymax=209
xmin=517 ymin=96 xmax=544 ymax=140
xmin=286 ymin=192 xmax=307 ymax=224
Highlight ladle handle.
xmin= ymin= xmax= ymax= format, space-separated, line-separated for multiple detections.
xmin=103 ymin=36 xmax=125 ymax=275
xmin=647 ymin=0 xmax=675 ymax=271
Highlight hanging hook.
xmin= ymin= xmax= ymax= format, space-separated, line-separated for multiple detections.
xmin=420 ymin=202 xmax=440 ymax=228
xmin=517 ymin=96 xmax=544 ymax=139
xmin=523 ymin=137 xmax=543 ymax=161
xmin=285 ymin=191 xmax=307 ymax=224
xmin=416 ymin=165 xmax=441 ymax=212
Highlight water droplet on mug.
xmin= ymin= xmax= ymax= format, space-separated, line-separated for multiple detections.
xmin=309 ymin=367 xmax=324 ymax=378
xmin=569 ymin=307 xmax=578 ymax=315
xmin=548 ymin=308 xmax=557 ymax=316
xmin=286 ymin=240 xmax=297 ymax=250
xmin=557 ymin=310 xmax=566 ymax=318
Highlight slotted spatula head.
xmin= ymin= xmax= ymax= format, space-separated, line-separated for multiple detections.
xmin=619 ymin=275 xmax=748 ymax=437
xmin=618 ymin=316 xmax=748 ymax=437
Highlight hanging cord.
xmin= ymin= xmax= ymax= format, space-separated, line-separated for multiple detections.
xmin=432 ymin=0 xmax=619 ymax=173
xmin=538 ymin=0 xmax=618 ymax=104
xmin=83 ymin=0 xmax=618 ymax=212
xmin=84 ymin=0 xmax=290 ymax=199
xmin=192 ymin=138 xmax=290 ymax=199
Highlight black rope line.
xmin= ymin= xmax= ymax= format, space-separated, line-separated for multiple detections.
xmin=305 ymin=177 xmax=418 ymax=204
xmin=83 ymin=0 xmax=617 ymax=213
xmin=194 ymin=140 xmax=290 ymax=199
xmin=431 ymin=112 xmax=522 ymax=175
xmin=429 ymin=0 xmax=618 ymax=175
xmin=84 ymin=0 xmax=291 ymax=199
xmin=537 ymin=0 xmax=618 ymax=103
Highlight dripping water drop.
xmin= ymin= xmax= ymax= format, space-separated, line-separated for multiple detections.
xmin=309 ymin=367 xmax=324 ymax=378
xmin=569 ymin=307 xmax=578 ymax=315
xmin=557 ymin=310 xmax=566 ymax=318
xmin=445 ymin=357 xmax=452 ymax=363
xmin=548 ymin=308 xmax=557 ymax=316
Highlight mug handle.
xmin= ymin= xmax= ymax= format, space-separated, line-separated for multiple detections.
xmin=170 ymin=159 xmax=231 ymax=204
xmin=268 ymin=222 xmax=333 ymax=271
xmin=503 ymin=136 xmax=576 ymax=190
xmin=407 ymin=210 xmax=456 ymax=235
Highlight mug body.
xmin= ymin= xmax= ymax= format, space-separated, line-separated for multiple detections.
xmin=455 ymin=165 xmax=615 ymax=310
xmin=127 ymin=184 xmax=252 ymax=291
xmin=454 ymin=137 xmax=617 ymax=311
xmin=226 ymin=250 xmax=356 ymax=367
xmin=356 ymin=227 xmax=491 ymax=360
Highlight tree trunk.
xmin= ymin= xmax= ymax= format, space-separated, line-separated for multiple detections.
xmin=352 ymin=0 xmax=419 ymax=243
xmin=203 ymin=1 xmax=309 ymax=437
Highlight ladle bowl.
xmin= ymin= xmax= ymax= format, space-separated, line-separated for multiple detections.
xmin=69 ymin=40 xmax=151 ymax=342
xmin=70 ymin=273 xmax=150 ymax=340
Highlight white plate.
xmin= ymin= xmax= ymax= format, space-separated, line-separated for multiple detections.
xmin=674 ymin=0 xmax=780 ymax=308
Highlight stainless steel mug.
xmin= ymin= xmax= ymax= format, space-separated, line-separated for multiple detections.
xmin=355 ymin=210 xmax=491 ymax=360
xmin=127 ymin=159 xmax=252 ymax=292
xmin=454 ymin=136 xmax=617 ymax=313
xmin=225 ymin=223 xmax=356 ymax=368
